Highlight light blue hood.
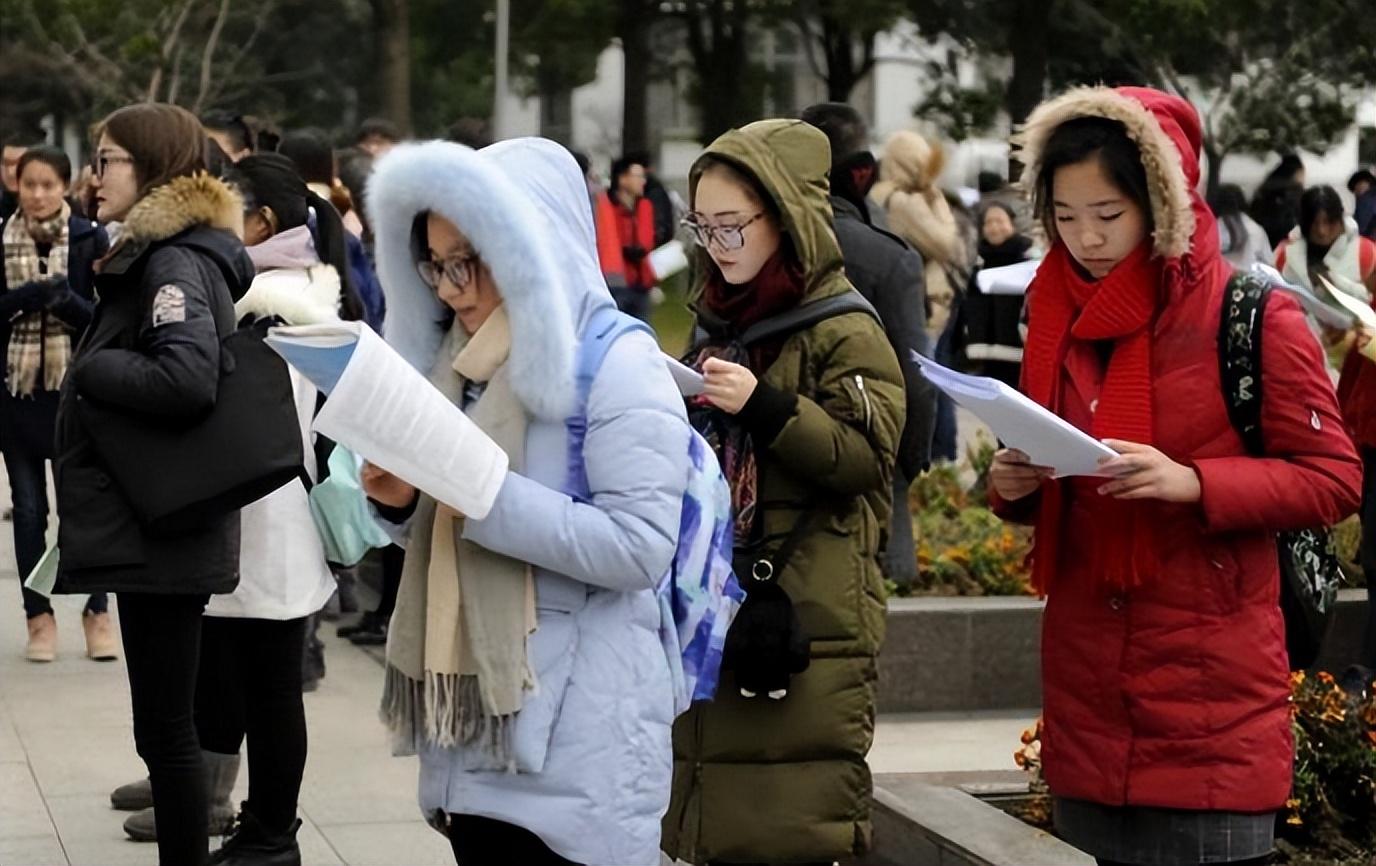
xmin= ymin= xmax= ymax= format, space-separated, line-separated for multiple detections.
xmin=367 ymin=138 xmax=613 ymax=422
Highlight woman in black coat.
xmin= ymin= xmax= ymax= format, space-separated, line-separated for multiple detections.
xmin=0 ymin=146 xmax=110 ymax=662
xmin=961 ymin=201 xmax=1035 ymax=388
xmin=53 ymin=103 xmax=253 ymax=866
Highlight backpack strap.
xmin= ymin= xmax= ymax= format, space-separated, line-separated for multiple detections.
xmin=736 ymin=291 xmax=879 ymax=347
xmin=1218 ymin=270 xmax=1271 ymax=456
xmin=565 ymin=305 xmax=656 ymax=502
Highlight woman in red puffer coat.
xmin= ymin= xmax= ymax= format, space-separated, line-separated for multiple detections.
xmin=989 ymin=86 xmax=1362 ymax=866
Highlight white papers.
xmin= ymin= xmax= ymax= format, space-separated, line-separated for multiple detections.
xmin=1249 ymin=263 xmax=1354 ymax=329
xmin=650 ymin=240 xmax=689 ymax=281
xmin=23 ymin=545 xmax=59 ymax=598
xmin=266 ymin=322 xmax=509 ymax=520
xmin=911 ymin=352 xmax=1116 ymax=477
xmin=975 ymin=259 xmax=1042 ymax=296
xmin=1319 ymin=275 xmax=1376 ymax=329
xmin=663 ymin=353 xmax=704 ymax=396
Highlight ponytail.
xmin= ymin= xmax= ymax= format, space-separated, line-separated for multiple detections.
xmin=306 ymin=189 xmax=365 ymax=323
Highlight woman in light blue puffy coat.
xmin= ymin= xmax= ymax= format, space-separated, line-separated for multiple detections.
xmin=362 ymin=138 xmax=687 ymax=866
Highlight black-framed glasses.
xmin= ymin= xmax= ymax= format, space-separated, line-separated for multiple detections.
xmin=681 ymin=212 xmax=765 ymax=251
xmin=417 ymin=251 xmax=479 ymax=291
xmin=92 ymin=151 xmax=135 ymax=179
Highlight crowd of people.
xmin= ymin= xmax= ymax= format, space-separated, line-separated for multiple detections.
xmin=0 ymin=82 xmax=1373 ymax=866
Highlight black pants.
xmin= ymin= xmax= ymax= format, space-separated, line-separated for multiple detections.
xmin=447 ymin=814 xmax=581 ymax=866
xmin=376 ymin=543 xmax=404 ymax=618
xmin=1360 ymin=447 xmax=1376 ymax=668
xmin=119 ymin=592 xmax=209 ymax=866
xmin=5 ymin=438 xmax=105 ymax=619
xmin=195 ymin=615 xmax=309 ymax=834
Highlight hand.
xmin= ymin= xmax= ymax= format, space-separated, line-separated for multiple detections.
xmin=39 ymin=277 xmax=72 ymax=310
xmin=1096 ymin=440 xmax=1201 ymax=503
xmin=989 ymin=448 xmax=1054 ymax=501
xmin=361 ymin=461 xmax=418 ymax=509
xmin=701 ymin=357 xmax=758 ymax=415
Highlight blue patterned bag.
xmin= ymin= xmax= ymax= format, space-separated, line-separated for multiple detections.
xmin=565 ymin=306 xmax=744 ymax=712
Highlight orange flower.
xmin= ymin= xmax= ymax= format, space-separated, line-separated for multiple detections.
xmin=1318 ymin=671 xmax=1335 ymax=685
xmin=1287 ymin=813 xmax=1304 ymax=826
xmin=1366 ymin=730 xmax=1376 ymax=747
xmin=1291 ymin=671 xmax=1307 ymax=689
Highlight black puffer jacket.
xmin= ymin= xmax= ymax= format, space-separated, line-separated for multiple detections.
xmin=830 ymin=194 xmax=935 ymax=478
xmin=0 ymin=212 xmax=107 ymax=457
xmin=54 ymin=174 xmax=253 ymax=596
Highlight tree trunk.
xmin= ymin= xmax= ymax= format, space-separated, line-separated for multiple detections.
xmin=371 ymin=0 xmax=412 ymax=134
xmin=1005 ymin=0 xmax=1051 ymax=180
xmin=687 ymin=0 xmax=753 ymax=145
xmin=620 ymin=0 xmax=651 ymax=156
xmin=1204 ymin=139 xmax=1226 ymax=201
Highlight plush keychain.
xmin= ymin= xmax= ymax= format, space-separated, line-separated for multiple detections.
xmin=723 ymin=558 xmax=810 ymax=699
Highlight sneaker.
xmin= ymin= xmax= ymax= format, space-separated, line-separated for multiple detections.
xmin=83 ymin=611 xmax=119 ymax=661
xmin=110 ymin=777 xmax=153 ymax=811
xmin=25 ymin=613 xmax=56 ymax=662
xmin=209 ymin=807 xmax=302 ymax=866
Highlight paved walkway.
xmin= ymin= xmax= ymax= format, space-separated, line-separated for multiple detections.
xmin=0 ymin=474 xmax=1031 ymax=866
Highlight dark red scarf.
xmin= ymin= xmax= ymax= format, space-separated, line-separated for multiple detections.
xmin=699 ymin=249 xmax=807 ymax=372
xmin=1021 ymin=242 xmax=1164 ymax=594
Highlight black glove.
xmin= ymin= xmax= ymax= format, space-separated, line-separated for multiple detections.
xmin=722 ymin=571 xmax=810 ymax=700
xmin=622 ymin=244 xmax=647 ymax=264
xmin=0 ymin=280 xmax=49 ymax=319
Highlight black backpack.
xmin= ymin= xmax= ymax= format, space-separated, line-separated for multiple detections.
xmin=1218 ymin=271 xmax=1344 ymax=670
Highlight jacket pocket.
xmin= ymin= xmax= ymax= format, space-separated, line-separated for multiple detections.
xmin=55 ymin=452 xmax=145 ymax=570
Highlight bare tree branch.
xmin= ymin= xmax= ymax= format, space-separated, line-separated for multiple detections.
xmin=193 ymin=0 xmax=233 ymax=113
xmin=204 ymin=0 xmax=278 ymax=108
xmin=150 ymin=0 xmax=198 ymax=102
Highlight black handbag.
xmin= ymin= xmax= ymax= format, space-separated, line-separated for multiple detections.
xmin=78 ymin=316 xmax=305 ymax=535
xmin=1218 ymin=271 xmax=1344 ymax=670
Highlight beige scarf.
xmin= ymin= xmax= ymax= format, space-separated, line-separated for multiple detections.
xmin=380 ymin=305 xmax=538 ymax=763
xmin=2 ymin=201 xmax=74 ymax=396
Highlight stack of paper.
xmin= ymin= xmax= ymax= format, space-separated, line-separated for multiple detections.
xmin=266 ymin=323 xmax=509 ymax=520
xmin=911 ymin=352 xmax=1115 ymax=477
xmin=975 ymin=259 xmax=1042 ymax=296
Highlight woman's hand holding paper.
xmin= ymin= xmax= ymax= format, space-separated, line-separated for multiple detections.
xmin=990 ymin=449 xmax=1054 ymax=501
xmin=701 ymin=357 xmax=758 ymax=414
xmin=361 ymin=461 xmax=421 ymax=510
xmin=1096 ymin=440 xmax=1201 ymax=503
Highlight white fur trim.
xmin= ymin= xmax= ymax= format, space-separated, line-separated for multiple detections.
xmin=366 ymin=141 xmax=576 ymax=421
xmin=235 ymin=264 xmax=343 ymax=326
xmin=1014 ymin=87 xmax=1195 ymax=259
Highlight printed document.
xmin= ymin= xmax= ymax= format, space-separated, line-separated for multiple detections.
xmin=911 ymin=352 xmax=1115 ymax=477
xmin=266 ymin=323 xmax=509 ymax=520
xmin=664 ymin=353 xmax=705 ymax=396
xmin=975 ymin=259 xmax=1042 ymax=296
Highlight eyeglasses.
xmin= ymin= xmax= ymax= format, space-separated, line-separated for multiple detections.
xmin=417 ymin=250 xmax=479 ymax=291
xmin=92 ymin=151 xmax=135 ymax=179
xmin=681 ymin=212 xmax=765 ymax=252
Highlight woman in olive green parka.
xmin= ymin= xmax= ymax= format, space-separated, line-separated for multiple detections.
xmin=663 ymin=120 xmax=904 ymax=864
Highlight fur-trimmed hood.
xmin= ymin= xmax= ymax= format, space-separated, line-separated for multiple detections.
xmin=876 ymin=129 xmax=944 ymax=193
xmin=368 ymin=139 xmax=603 ymax=422
xmin=1015 ymin=86 xmax=1209 ymax=262
xmin=122 ymin=173 xmax=244 ymax=245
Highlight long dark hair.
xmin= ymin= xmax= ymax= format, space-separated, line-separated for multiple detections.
xmin=1033 ymin=116 xmax=1153 ymax=244
xmin=223 ymin=153 xmax=364 ymax=321
xmin=1298 ymin=185 xmax=1344 ymax=241
xmin=1208 ymin=183 xmax=1249 ymax=255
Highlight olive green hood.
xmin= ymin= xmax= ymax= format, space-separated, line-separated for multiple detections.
xmin=688 ymin=119 xmax=848 ymax=302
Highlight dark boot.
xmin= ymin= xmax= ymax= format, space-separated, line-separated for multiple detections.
xmin=110 ymin=776 xmax=153 ymax=811
xmin=208 ymin=806 xmax=302 ymax=866
xmin=121 ymin=750 xmax=240 ymax=842
xmin=335 ymin=610 xmax=382 ymax=639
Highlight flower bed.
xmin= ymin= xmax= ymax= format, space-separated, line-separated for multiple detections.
xmin=1006 ymin=672 xmax=1376 ymax=864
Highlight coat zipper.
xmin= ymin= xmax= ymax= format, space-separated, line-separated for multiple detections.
xmin=854 ymin=374 xmax=872 ymax=430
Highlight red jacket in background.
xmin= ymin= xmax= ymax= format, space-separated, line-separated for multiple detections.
xmin=595 ymin=191 xmax=656 ymax=292
xmin=997 ymin=86 xmax=1362 ymax=815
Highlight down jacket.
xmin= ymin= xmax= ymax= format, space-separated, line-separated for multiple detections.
xmin=204 ymin=250 xmax=340 ymax=620
xmin=997 ymin=86 xmax=1362 ymax=813
xmin=54 ymin=174 xmax=251 ymax=597
xmin=368 ymin=139 xmax=687 ymax=866
xmin=662 ymin=120 xmax=905 ymax=864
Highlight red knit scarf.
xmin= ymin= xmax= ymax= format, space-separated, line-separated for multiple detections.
xmin=1021 ymin=242 xmax=1163 ymax=593
xmin=700 ymin=249 xmax=807 ymax=372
